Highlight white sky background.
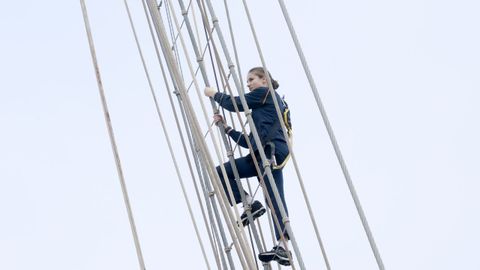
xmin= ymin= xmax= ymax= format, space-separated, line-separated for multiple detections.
xmin=1 ymin=0 xmax=479 ymax=269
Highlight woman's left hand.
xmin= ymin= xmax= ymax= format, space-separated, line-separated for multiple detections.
xmin=204 ymin=87 xmax=217 ymax=97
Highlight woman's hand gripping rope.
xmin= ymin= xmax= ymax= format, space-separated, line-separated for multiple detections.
xmin=213 ymin=114 xmax=233 ymax=134
xmin=204 ymin=86 xmax=217 ymax=98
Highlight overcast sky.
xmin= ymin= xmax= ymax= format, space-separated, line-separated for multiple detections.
xmin=1 ymin=0 xmax=479 ymax=269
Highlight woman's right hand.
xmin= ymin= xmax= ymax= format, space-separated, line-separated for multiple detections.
xmin=214 ymin=114 xmax=233 ymax=134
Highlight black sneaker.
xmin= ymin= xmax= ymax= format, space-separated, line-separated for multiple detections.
xmin=240 ymin=200 xmax=265 ymax=226
xmin=258 ymin=246 xmax=292 ymax=266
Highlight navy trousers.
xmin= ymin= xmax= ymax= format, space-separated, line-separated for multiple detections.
xmin=216 ymin=143 xmax=289 ymax=241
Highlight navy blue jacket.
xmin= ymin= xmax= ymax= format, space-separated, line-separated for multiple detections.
xmin=213 ymin=87 xmax=287 ymax=152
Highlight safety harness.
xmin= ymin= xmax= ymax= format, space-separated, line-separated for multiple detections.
xmin=262 ymin=92 xmax=292 ymax=170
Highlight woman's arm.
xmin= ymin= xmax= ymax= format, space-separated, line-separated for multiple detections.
xmin=225 ymin=127 xmax=249 ymax=148
xmin=213 ymin=88 xmax=267 ymax=112
xmin=212 ymin=114 xmax=250 ymax=148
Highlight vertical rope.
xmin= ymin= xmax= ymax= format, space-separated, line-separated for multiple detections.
xmin=179 ymin=1 xmax=272 ymax=264
xmin=193 ymin=3 xmax=292 ymax=268
xmin=167 ymin=1 xmax=270 ymax=267
xmin=239 ymin=1 xmax=332 ymax=269
xmin=200 ymin=0 xmax=305 ymax=268
xmin=164 ymin=0 xmax=185 ymax=81
xmin=205 ymin=25 xmax=296 ymax=270
xmin=140 ymin=1 xmax=241 ymax=267
xmin=275 ymin=1 xmax=385 ymax=269
xmin=191 ymin=2 xmax=203 ymax=52
xmin=123 ymin=1 xmax=216 ymax=269
xmin=140 ymin=1 xmax=235 ymax=268
xmin=144 ymin=1 xmax=257 ymax=268
xmin=221 ymin=0 xmax=246 ymax=93
xmin=79 ymin=1 xmax=146 ymax=269
xmin=220 ymin=0 xmax=275 ymax=253
xmin=197 ymin=0 xmax=296 ymax=267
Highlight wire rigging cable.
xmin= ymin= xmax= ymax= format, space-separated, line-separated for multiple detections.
xmin=275 ymin=0 xmax=385 ymax=268
xmin=141 ymin=0 xmax=244 ymax=268
xmin=167 ymin=0 xmax=262 ymax=266
xmin=144 ymin=0 xmax=258 ymax=268
xmin=194 ymin=1 xmax=297 ymax=266
xmin=176 ymin=2 xmax=279 ymax=266
xmin=80 ymin=0 xmax=386 ymax=269
xmin=238 ymin=1 xmax=331 ymax=269
xmin=199 ymin=0 xmax=304 ymax=267
xmin=123 ymin=1 xmax=215 ymax=269
xmin=215 ymin=2 xmax=273 ymax=252
xmin=167 ymin=1 xmax=270 ymax=268
xmin=80 ymin=1 xmax=146 ymax=269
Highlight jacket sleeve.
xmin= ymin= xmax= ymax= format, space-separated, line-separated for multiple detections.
xmin=227 ymin=129 xmax=249 ymax=149
xmin=213 ymin=89 xmax=267 ymax=112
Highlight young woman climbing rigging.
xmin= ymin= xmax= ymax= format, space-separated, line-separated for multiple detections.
xmin=204 ymin=67 xmax=292 ymax=266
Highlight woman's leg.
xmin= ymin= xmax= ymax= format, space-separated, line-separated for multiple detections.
xmin=216 ymin=155 xmax=258 ymax=206
xmin=264 ymin=168 xmax=289 ymax=240
xmin=261 ymin=143 xmax=290 ymax=240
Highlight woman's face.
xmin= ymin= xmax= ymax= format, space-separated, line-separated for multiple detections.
xmin=246 ymin=72 xmax=267 ymax=91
